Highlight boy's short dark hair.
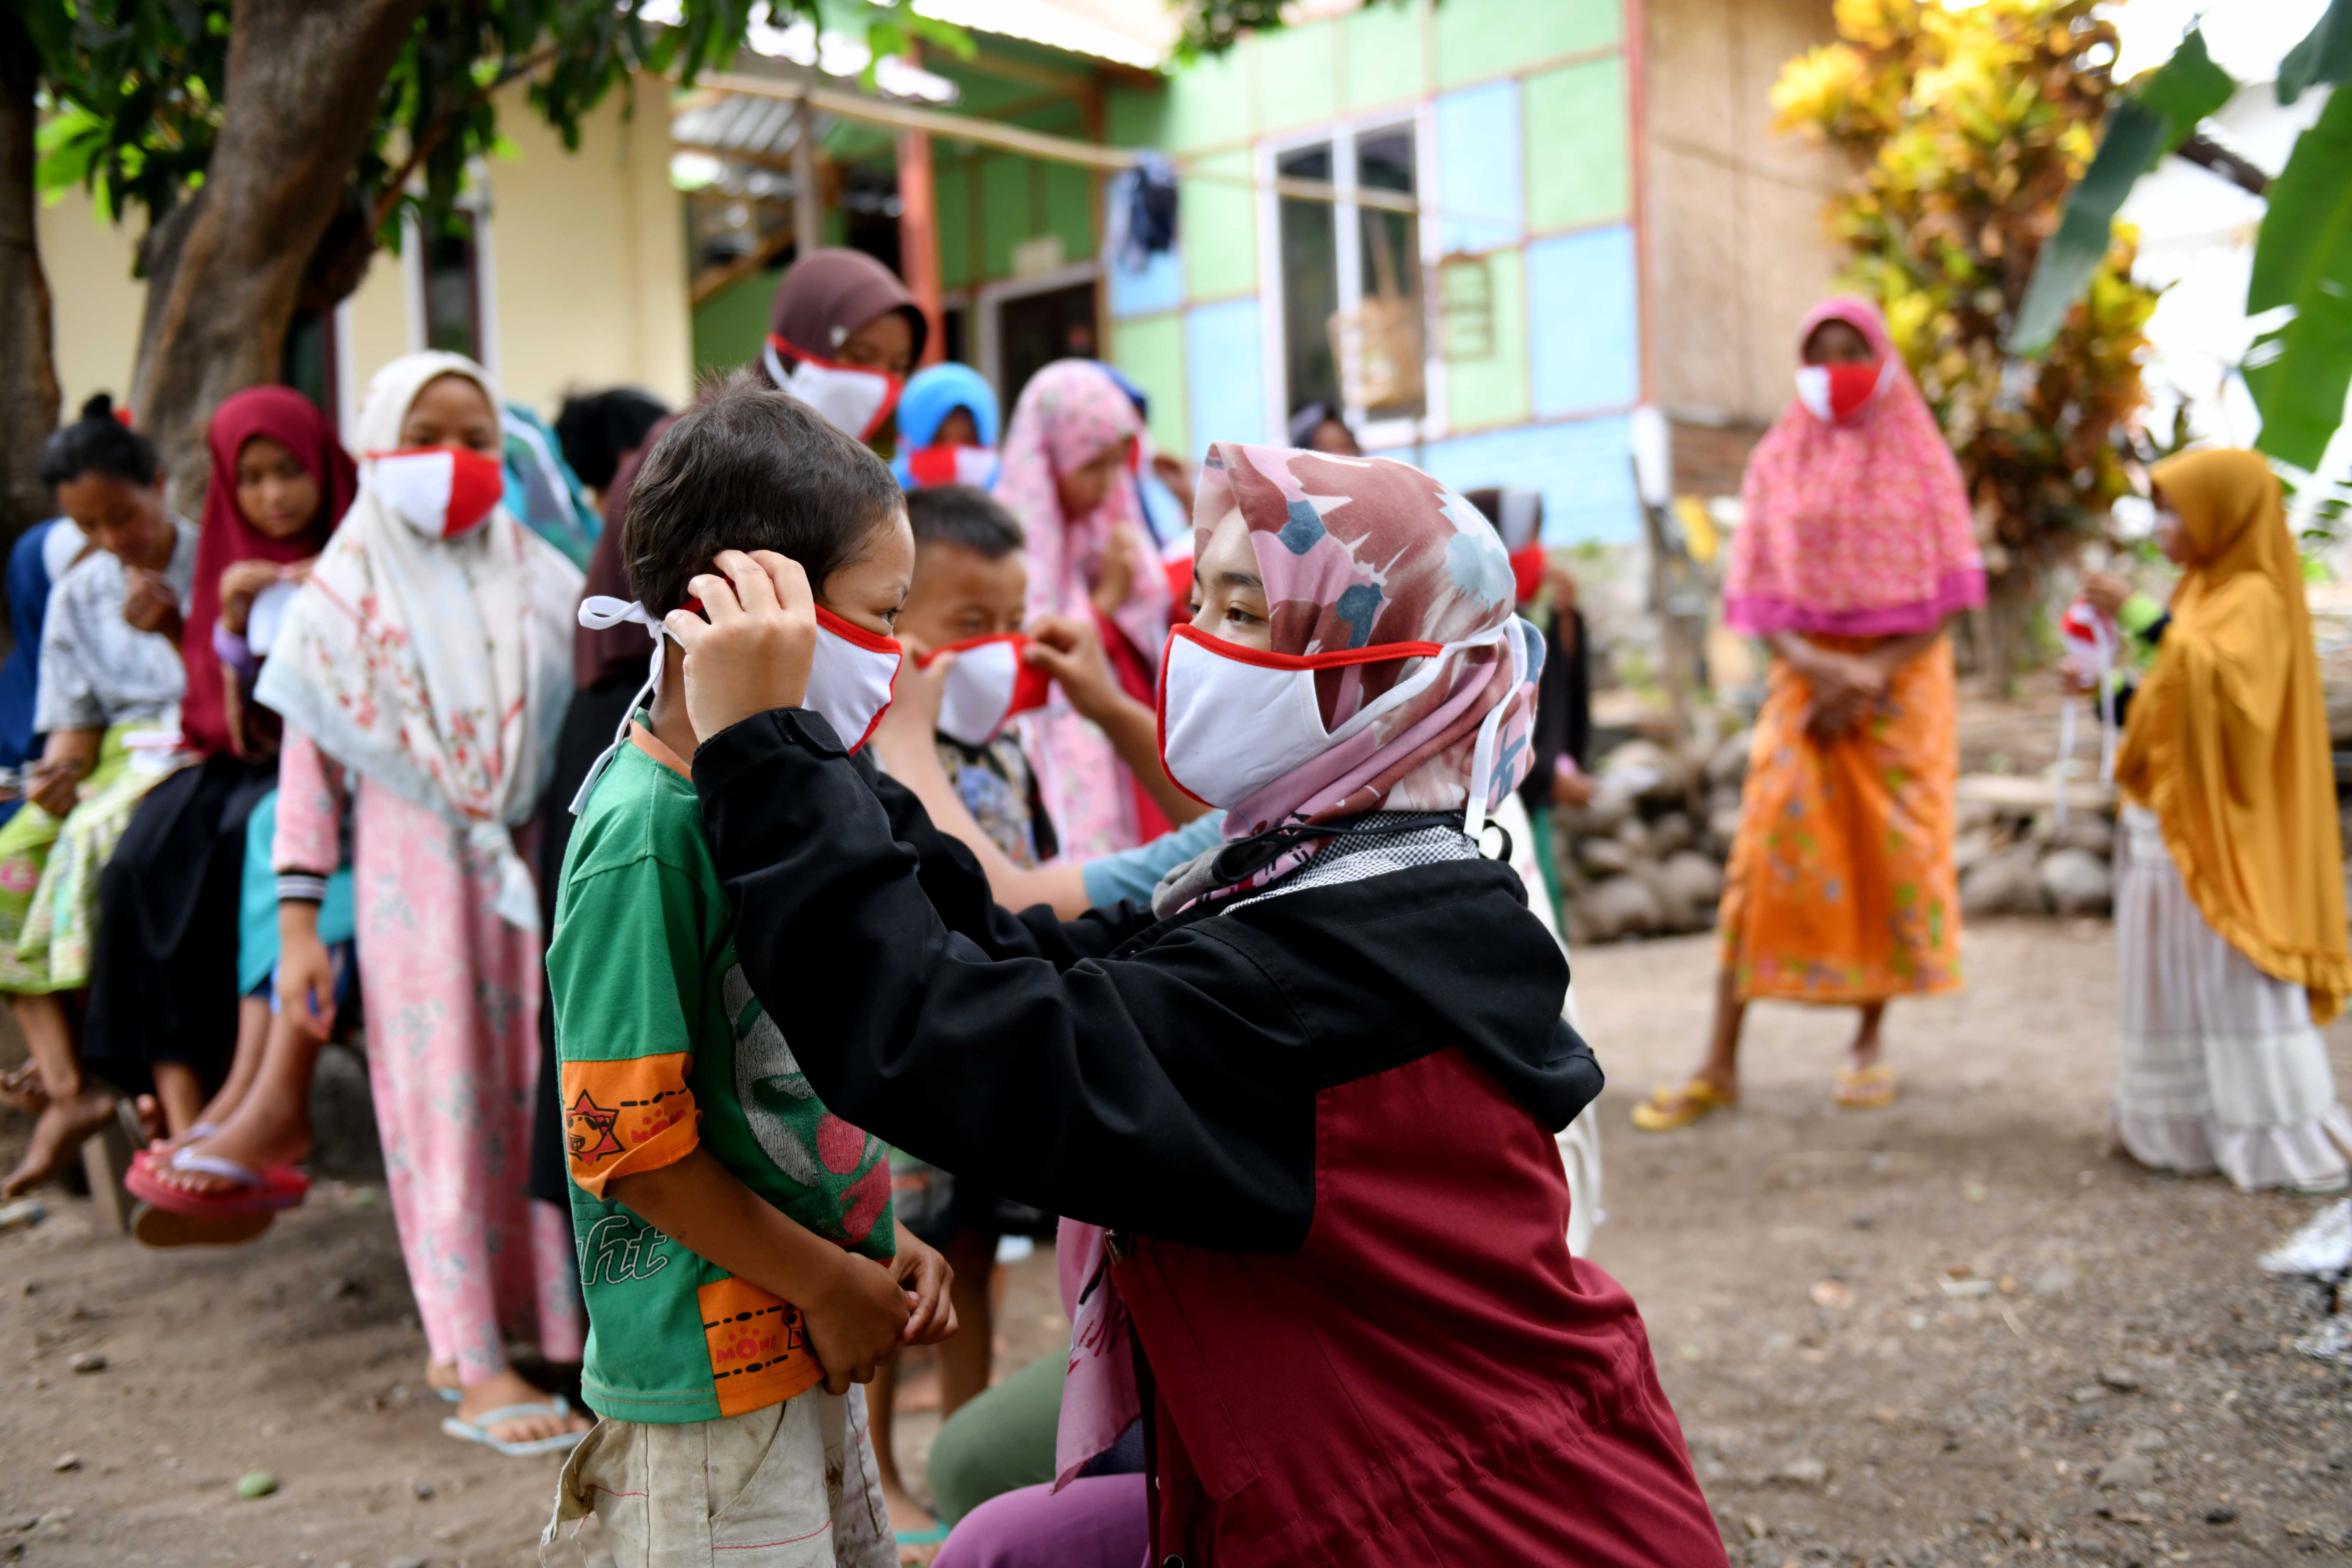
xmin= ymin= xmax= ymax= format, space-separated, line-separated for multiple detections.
xmin=623 ymin=369 xmax=903 ymax=616
xmin=904 ymin=484 xmax=1024 ymax=562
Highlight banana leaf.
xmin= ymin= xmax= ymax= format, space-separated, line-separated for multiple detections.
xmin=2246 ymin=88 xmax=2352 ymax=471
xmin=2279 ymin=0 xmax=2352 ymax=105
xmin=2006 ymin=30 xmax=2233 ymax=357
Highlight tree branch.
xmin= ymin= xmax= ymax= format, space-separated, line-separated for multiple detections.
xmin=2175 ymin=133 xmax=2270 ymax=197
xmin=368 ymin=44 xmax=560 ymax=232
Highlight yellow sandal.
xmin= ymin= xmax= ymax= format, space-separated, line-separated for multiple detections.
xmin=1630 ymin=1077 xmax=1739 ymax=1132
xmin=1832 ymin=1063 xmax=1897 ymax=1110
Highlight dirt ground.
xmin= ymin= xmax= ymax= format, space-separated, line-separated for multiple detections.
xmin=5 ymin=916 xmax=2351 ymax=1567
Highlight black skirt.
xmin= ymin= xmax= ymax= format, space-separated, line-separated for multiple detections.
xmin=526 ymin=672 xmax=645 ymax=1206
xmin=81 ymin=751 xmax=275 ymax=1097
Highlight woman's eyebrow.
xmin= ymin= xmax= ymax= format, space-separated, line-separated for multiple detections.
xmin=1217 ymin=570 xmax=1263 ymax=591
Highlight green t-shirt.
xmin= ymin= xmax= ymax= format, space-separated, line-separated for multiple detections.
xmin=549 ymin=721 xmax=897 ymax=1424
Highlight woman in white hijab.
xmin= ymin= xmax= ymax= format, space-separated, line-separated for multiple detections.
xmin=253 ymin=352 xmax=587 ymax=1451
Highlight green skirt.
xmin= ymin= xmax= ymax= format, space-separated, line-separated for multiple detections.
xmin=0 ymin=728 xmax=174 ymax=995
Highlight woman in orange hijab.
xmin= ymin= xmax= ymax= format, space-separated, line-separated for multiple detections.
xmin=2110 ymin=449 xmax=2352 ymax=1193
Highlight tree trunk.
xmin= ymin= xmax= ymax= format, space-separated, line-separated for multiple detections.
xmin=133 ymin=0 xmax=432 ymax=514
xmin=0 ymin=5 xmax=61 ymax=572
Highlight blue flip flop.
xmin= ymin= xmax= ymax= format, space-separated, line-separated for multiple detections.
xmin=440 ymin=1394 xmax=586 ymax=1457
xmin=897 ymin=1524 xmax=952 ymax=1548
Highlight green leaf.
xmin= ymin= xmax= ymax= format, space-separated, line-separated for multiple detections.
xmin=2134 ymin=29 xmax=2233 ymax=150
xmin=33 ymin=110 xmax=106 ymax=196
xmin=2007 ymin=29 xmax=2236 ymax=357
xmin=2007 ymin=100 xmax=2167 ymax=356
xmin=2279 ymin=0 xmax=2352 ymax=105
xmin=2249 ymin=84 xmax=2352 ymax=314
xmin=896 ymin=10 xmax=976 ymax=61
xmin=2248 ymin=88 xmax=2352 ymax=469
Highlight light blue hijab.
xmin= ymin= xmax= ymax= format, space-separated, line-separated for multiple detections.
xmin=896 ymin=362 xmax=999 ymax=451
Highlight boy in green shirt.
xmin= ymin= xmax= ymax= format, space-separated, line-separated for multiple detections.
xmin=542 ymin=373 xmax=951 ymax=1566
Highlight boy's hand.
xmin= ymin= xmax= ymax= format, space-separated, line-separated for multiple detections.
xmin=872 ymin=640 xmax=951 ymax=769
xmin=1023 ymin=614 xmax=1119 ymax=721
xmin=801 ymin=1251 xmax=911 ymax=1395
xmin=891 ymin=1233 xmax=959 ymax=1347
xmin=669 ymin=549 xmax=817 ymax=744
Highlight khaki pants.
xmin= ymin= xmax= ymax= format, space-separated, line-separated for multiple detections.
xmin=542 ymin=1386 xmax=893 ymax=1568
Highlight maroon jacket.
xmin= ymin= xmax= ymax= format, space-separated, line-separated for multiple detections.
xmin=1118 ymin=1046 xmax=1724 ymax=1566
xmin=697 ymin=710 xmax=1728 ymax=1566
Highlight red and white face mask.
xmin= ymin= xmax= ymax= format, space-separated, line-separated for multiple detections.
xmin=566 ymin=597 xmax=903 ymax=814
xmin=1157 ymin=624 xmax=1481 ymax=810
xmin=922 ymin=634 xmax=1054 ymax=749
xmin=901 ymin=444 xmax=1001 ymax=490
xmin=805 ymin=606 xmax=904 ymax=752
xmin=1794 ymin=360 xmax=1884 ymax=425
xmin=1492 ymin=487 xmax=1547 ymax=604
xmin=369 ymin=445 xmax=505 ymax=540
xmin=763 ymin=337 xmax=903 ymax=443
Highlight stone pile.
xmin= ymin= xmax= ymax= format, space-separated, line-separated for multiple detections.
xmin=1546 ymin=731 xmax=2137 ymax=945
xmin=1546 ymin=729 xmax=1751 ymax=947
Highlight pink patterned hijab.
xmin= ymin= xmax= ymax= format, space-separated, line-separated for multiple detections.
xmin=1053 ymin=446 xmax=1542 ymax=1483
xmin=994 ymin=360 xmax=1174 ymax=855
xmin=1199 ymin=441 xmax=1541 ymax=846
xmin=1724 ymin=295 xmax=1984 ymax=636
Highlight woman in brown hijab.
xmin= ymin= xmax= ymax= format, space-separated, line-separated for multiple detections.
xmin=2110 ymin=448 xmax=2352 ymax=1193
xmin=758 ymin=246 xmax=925 ymax=439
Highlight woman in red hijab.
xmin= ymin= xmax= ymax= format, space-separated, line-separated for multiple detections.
xmin=81 ymin=386 xmax=353 ymax=1155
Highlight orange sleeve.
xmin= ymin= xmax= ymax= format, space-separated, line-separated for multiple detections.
xmin=562 ymin=1053 xmax=701 ymax=1198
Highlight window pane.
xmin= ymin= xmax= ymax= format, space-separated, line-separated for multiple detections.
xmin=1352 ymin=126 xmax=1423 ymax=422
xmin=1277 ymin=143 xmax=1340 ymax=426
xmin=423 ymin=217 xmax=482 ymax=362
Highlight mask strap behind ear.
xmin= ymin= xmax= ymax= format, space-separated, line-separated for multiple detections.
xmin=569 ymin=596 xmax=671 ymax=815
xmin=1461 ymin=624 xmax=1528 ymax=847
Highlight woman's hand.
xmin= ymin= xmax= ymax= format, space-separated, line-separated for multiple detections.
xmin=1793 ymin=643 xmax=1884 ymax=709
xmin=1552 ymin=762 xmax=1596 ymax=809
xmin=891 ymin=1232 xmax=959 ymax=1347
xmin=1090 ymin=525 xmax=1143 ymax=618
xmin=801 ymin=1251 xmax=913 ymax=1395
xmin=217 ymin=560 xmax=286 ymax=637
xmin=1023 ymin=613 xmax=1119 ymax=721
xmin=25 ymin=757 xmax=85 ymax=818
xmin=25 ymin=729 xmax=100 ymax=818
xmin=276 ymin=908 xmax=338 ymax=1041
xmin=122 ymin=568 xmax=183 ymax=642
xmin=669 ymin=550 xmax=817 ymax=745
xmin=1802 ymin=692 xmax=1864 ymax=742
xmin=1544 ymin=559 xmax=1579 ymax=613
xmin=2080 ymin=570 xmax=2131 ymax=619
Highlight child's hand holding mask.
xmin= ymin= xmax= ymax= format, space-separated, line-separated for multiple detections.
xmin=670 ymin=549 xmax=819 ymax=742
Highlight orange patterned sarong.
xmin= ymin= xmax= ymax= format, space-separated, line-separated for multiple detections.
xmin=1718 ymin=635 xmax=1962 ymax=1002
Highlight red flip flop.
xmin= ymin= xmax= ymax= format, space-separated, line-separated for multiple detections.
xmin=126 ymin=1147 xmax=309 ymax=1218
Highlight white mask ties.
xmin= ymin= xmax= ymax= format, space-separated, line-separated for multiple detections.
xmin=568 ymin=596 xmax=671 ymax=815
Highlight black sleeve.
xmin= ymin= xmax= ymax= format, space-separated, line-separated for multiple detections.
xmin=866 ymin=770 xmax=1151 ymax=964
xmin=698 ymin=709 xmax=1317 ymax=1252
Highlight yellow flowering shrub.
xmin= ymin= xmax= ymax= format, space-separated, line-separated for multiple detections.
xmin=1773 ymin=0 xmax=2157 ymax=627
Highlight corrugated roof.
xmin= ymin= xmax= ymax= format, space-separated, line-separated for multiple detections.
xmin=909 ymin=0 xmax=1177 ymax=70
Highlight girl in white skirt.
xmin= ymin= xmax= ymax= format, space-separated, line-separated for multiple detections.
xmin=2110 ymin=449 xmax=2352 ymax=1193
